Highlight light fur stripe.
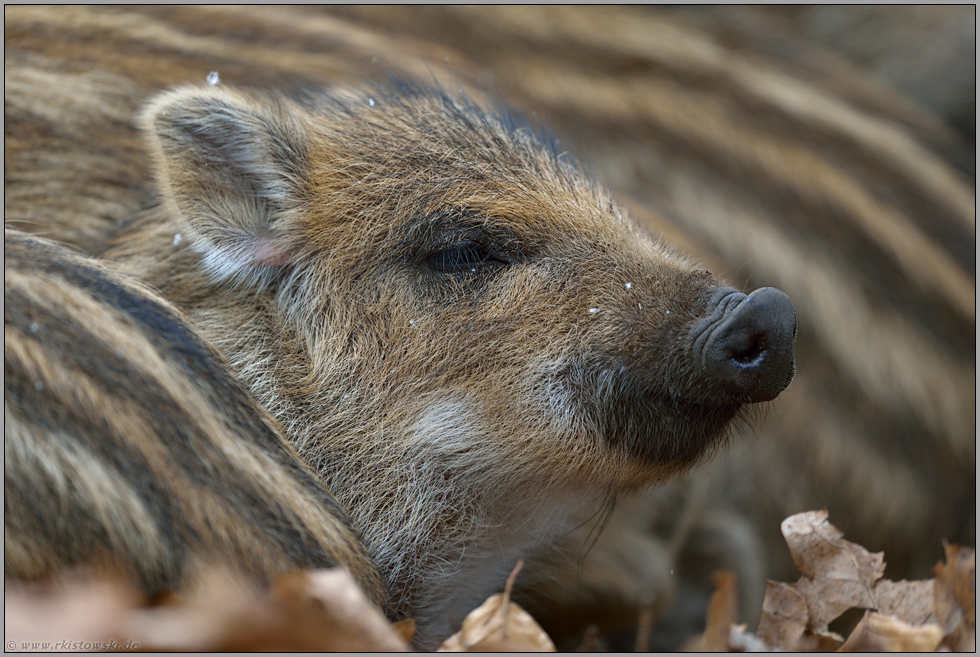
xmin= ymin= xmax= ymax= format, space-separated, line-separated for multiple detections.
xmin=504 ymin=67 xmax=975 ymax=323
xmin=477 ymin=6 xmax=974 ymax=227
xmin=729 ymin=64 xmax=976 ymax=226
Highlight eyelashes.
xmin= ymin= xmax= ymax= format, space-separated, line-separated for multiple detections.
xmin=424 ymin=240 xmax=509 ymax=275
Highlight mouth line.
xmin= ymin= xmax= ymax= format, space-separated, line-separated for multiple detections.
xmin=552 ymin=355 xmax=746 ymax=411
xmin=543 ymin=332 xmax=758 ymax=467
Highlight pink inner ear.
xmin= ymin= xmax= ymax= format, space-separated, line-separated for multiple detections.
xmin=251 ymin=239 xmax=293 ymax=267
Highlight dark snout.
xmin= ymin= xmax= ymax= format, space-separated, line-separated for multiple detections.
xmin=692 ymin=287 xmax=797 ymax=403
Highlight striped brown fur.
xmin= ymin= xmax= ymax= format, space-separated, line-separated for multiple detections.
xmin=4 ymin=229 xmax=388 ymax=609
xmin=5 ymin=5 xmax=974 ymax=649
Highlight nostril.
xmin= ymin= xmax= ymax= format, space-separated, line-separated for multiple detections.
xmin=729 ymin=332 xmax=767 ymax=366
xmin=693 ymin=286 xmax=796 ymax=402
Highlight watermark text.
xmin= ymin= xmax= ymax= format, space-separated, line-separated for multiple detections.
xmin=6 ymin=639 xmax=141 ymax=651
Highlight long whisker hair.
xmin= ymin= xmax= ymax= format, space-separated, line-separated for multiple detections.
xmin=576 ymin=488 xmax=617 ymax=583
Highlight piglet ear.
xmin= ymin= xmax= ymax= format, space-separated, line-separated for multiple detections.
xmin=140 ymin=86 xmax=309 ymax=285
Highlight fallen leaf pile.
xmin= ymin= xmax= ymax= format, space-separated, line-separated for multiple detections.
xmin=4 ymin=510 xmax=974 ymax=652
xmin=698 ymin=509 xmax=975 ymax=652
xmin=5 ymin=567 xmax=408 ymax=652
xmin=3 ymin=562 xmax=554 ymax=652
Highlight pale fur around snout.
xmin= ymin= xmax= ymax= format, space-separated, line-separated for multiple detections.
xmin=104 ymin=81 xmax=777 ymax=646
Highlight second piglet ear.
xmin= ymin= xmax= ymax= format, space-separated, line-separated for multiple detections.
xmin=140 ymin=86 xmax=308 ymax=285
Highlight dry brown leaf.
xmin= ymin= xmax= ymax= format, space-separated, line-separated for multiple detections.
xmin=4 ymin=577 xmax=139 ymax=651
xmin=781 ymin=511 xmax=943 ymax=629
xmin=781 ymin=511 xmax=885 ymax=581
xmin=633 ymin=599 xmax=658 ymax=652
xmin=837 ymin=610 xmax=943 ymax=652
xmin=756 ymin=580 xmax=809 ymax=650
xmin=873 ymin=578 xmax=936 ymax=626
xmin=934 ymin=544 xmax=976 ymax=651
xmin=934 ymin=543 xmax=976 ymax=629
xmin=273 ymin=568 xmax=409 ymax=651
xmin=393 ymin=618 xmax=417 ymax=644
xmin=126 ymin=567 xmax=268 ymax=650
xmin=780 ymin=510 xmax=884 ymax=633
xmin=122 ymin=566 xmax=408 ymax=652
xmin=438 ymin=560 xmax=556 ymax=652
xmin=757 ymin=510 xmax=955 ymax=652
xmin=682 ymin=571 xmax=763 ymax=652
xmin=6 ymin=567 xmax=408 ymax=652
xmin=702 ymin=571 xmax=739 ymax=651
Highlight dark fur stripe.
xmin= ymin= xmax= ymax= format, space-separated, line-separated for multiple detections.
xmin=4 ymin=230 xmax=387 ymax=603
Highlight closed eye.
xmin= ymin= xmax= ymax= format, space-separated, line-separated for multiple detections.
xmin=425 ymin=241 xmax=507 ymax=274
